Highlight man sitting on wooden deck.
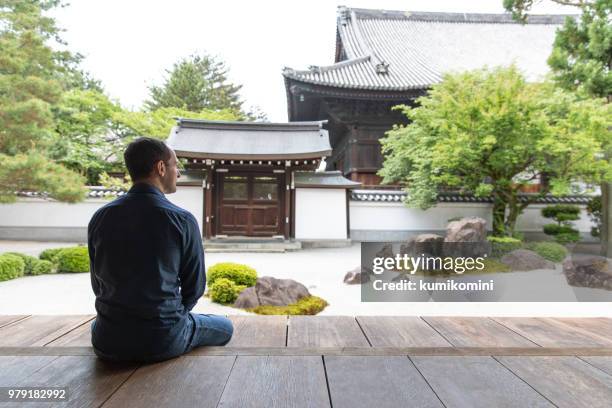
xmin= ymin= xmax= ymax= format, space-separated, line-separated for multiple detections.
xmin=87 ymin=137 xmax=233 ymax=362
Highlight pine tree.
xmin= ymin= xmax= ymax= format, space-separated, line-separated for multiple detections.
xmin=146 ymin=54 xmax=245 ymax=113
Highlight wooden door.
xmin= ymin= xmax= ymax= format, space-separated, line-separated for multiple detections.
xmin=217 ymin=173 xmax=282 ymax=236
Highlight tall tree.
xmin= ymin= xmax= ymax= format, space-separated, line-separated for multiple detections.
xmin=0 ymin=0 xmax=86 ymax=202
xmin=505 ymin=0 xmax=612 ymax=254
xmin=504 ymin=0 xmax=611 ymax=100
xmin=49 ymin=89 xmax=122 ymax=184
xmin=378 ymin=66 xmax=611 ymax=236
xmin=146 ymin=54 xmax=245 ymax=114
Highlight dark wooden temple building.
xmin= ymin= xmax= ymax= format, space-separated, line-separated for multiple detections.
xmin=283 ymin=7 xmax=568 ymax=187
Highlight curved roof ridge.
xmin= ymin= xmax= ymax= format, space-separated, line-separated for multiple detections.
xmin=176 ymin=118 xmax=327 ymax=131
xmin=282 ymin=55 xmax=370 ymax=77
xmin=349 ymin=7 xmax=576 ymax=24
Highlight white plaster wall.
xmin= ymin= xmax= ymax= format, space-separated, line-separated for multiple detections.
xmin=0 ymin=198 xmax=107 ymax=227
xmin=166 ymin=186 xmax=204 ymax=235
xmin=295 ymin=188 xmax=347 ymax=240
xmin=516 ymin=204 xmax=592 ymax=232
xmin=0 ymin=186 xmax=204 ymax=235
xmin=349 ymin=201 xmax=593 ymax=232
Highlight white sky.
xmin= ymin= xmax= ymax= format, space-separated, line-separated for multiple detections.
xmin=51 ymin=0 xmax=577 ymax=122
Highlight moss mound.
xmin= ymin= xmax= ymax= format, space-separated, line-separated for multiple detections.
xmin=248 ymin=296 xmax=328 ymax=315
xmin=526 ymin=241 xmax=568 ymax=263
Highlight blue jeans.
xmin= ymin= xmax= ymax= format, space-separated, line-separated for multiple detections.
xmin=91 ymin=313 xmax=233 ymax=363
xmin=184 ymin=313 xmax=234 ymax=351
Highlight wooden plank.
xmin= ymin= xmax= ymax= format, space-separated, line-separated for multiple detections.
xmin=411 ymin=356 xmax=553 ymax=407
xmin=218 ymin=356 xmax=330 ymax=407
xmin=357 ymin=316 xmax=451 ymax=347
xmin=0 ymin=315 xmax=93 ymax=347
xmin=0 ymin=347 xmax=95 ymax=356
xmin=287 ymin=316 xmax=369 ymax=347
xmin=225 ymin=315 xmax=287 ymax=347
xmin=46 ymin=320 xmax=92 ymax=347
xmin=551 ymin=318 xmax=612 ymax=343
xmin=423 ymin=317 xmax=538 ymax=347
xmin=497 ymin=356 xmax=612 ymax=408
xmin=0 ymin=315 xmax=29 ymax=328
xmin=5 ymin=346 xmax=612 ymax=357
xmin=579 ymin=356 xmax=612 ymax=376
xmin=102 ymin=356 xmax=235 ymax=408
xmin=494 ymin=317 xmax=612 ymax=347
xmin=4 ymin=356 xmax=136 ymax=407
xmin=325 ymin=356 xmax=443 ymax=408
xmin=0 ymin=356 xmax=58 ymax=385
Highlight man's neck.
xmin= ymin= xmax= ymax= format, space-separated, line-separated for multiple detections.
xmin=133 ymin=179 xmax=165 ymax=194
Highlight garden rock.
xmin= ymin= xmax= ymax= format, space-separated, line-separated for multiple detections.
xmin=501 ymin=249 xmax=555 ymax=271
xmin=234 ymin=276 xmax=310 ymax=308
xmin=400 ymin=234 xmax=445 ymax=256
xmin=343 ymin=266 xmax=370 ymax=284
xmin=375 ymin=243 xmax=395 ymax=259
xmin=445 ymin=217 xmax=487 ymax=242
xmin=563 ymin=255 xmax=612 ymax=290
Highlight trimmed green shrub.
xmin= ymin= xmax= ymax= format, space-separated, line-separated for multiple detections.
xmin=31 ymin=259 xmax=55 ymax=275
xmin=55 ymin=246 xmax=90 ymax=273
xmin=543 ymin=224 xmax=576 ymax=235
xmin=6 ymin=252 xmax=37 ymax=274
xmin=541 ymin=204 xmax=581 ymax=244
xmin=207 ymin=262 xmax=257 ymax=287
xmin=527 ymin=242 xmax=568 ymax=263
xmin=209 ymin=278 xmax=241 ymax=304
xmin=555 ymin=232 xmax=580 ymax=245
xmin=0 ymin=253 xmax=26 ymax=281
xmin=487 ymin=236 xmax=522 ymax=258
xmin=39 ymin=248 xmax=64 ymax=263
xmin=248 ymin=296 xmax=328 ymax=315
xmin=541 ymin=204 xmax=581 ymax=221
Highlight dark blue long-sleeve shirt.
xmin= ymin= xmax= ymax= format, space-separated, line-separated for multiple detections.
xmin=88 ymin=182 xmax=205 ymax=359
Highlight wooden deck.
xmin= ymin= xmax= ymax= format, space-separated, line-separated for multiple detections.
xmin=0 ymin=315 xmax=611 ymax=407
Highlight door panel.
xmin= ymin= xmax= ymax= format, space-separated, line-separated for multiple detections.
xmin=217 ymin=172 xmax=282 ymax=236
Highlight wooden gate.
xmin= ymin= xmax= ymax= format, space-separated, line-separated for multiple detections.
xmin=216 ymin=172 xmax=283 ymax=236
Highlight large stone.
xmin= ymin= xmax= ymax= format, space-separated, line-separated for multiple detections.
xmin=563 ymin=255 xmax=612 ymax=290
xmin=343 ymin=266 xmax=370 ymax=284
xmin=400 ymin=234 xmax=445 ymax=257
xmin=501 ymin=249 xmax=555 ymax=271
xmin=234 ymin=276 xmax=310 ymax=308
xmin=445 ymin=217 xmax=487 ymax=243
xmin=375 ymin=243 xmax=395 ymax=259
xmin=444 ymin=217 xmax=488 ymax=257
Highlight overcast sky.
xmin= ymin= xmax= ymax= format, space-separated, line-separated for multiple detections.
xmin=51 ymin=0 xmax=577 ymax=122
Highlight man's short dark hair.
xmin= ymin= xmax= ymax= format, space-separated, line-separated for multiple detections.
xmin=124 ymin=137 xmax=173 ymax=181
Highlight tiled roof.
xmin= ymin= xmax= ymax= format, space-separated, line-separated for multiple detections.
xmin=167 ymin=118 xmax=332 ymax=160
xmin=283 ymin=7 xmax=572 ymax=91
xmin=294 ymin=170 xmax=362 ymax=189
xmin=16 ymin=187 xmax=126 ymax=199
xmin=350 ymin=190 xmax=592 ymax=204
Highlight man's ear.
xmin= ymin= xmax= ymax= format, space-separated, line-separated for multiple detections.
xmin=156 ymin=160 xmax=166 ymax=177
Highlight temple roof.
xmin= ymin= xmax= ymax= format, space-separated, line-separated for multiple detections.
xmin=283 ymin=7 xmax=572 ymax=92
xmin=167 ymin=118 xmax=332 ymax=160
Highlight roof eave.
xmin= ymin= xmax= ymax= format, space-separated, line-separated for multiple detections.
xmin=174 ymin=150 xmax=333 ymax=161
